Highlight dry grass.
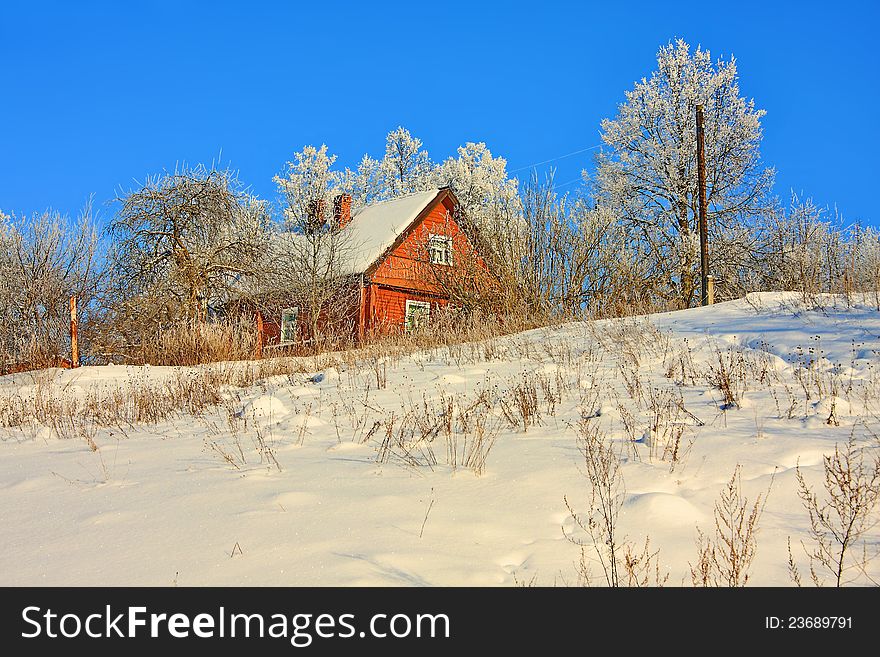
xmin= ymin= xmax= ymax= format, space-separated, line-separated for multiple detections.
xmin=129 ymin=317 xmax=261 ymax=366
xmin=371 ymin=386 xmax=500 ymax=476
xmin=690 ymin=465 xmax=771 ymax=587
xmin=5 ymin=294 xmax=880 ymax=587
xmin=707 ymin=346 xmax=748 ymax=410
xmin=0 ymin=332 xmax=73 ymax=375
xmin=791 ymin=434 xmax=880 ymax=586
xmin=201 ymin=398 xmax=282 ymax=472
xmin=563 ymin=419 xmax=669 ymax=587
xmin=0 ymin=358 xmax=310 ymax=435
xmin=353 ymin=306 xmax=556 ymax=369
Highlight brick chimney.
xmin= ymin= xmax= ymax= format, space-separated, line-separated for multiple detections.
xmin=334 ymin=193 xmax=352 ymax=229
xmin=306 ymin=198 xmax=327 ymax=233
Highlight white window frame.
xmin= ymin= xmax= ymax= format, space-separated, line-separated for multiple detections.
xmin=428 ymin=234 xmax=453 ymax=266
xmin=404 ymin=300 xmax=431 ymax=333
xmin=280 ymin=307 xmax=299 ymax=344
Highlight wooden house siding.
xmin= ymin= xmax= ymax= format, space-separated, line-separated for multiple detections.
xmin=366 ymin=285 xmax=448 ymax=331
xmin=370 ymin=195 xmax=472 ymax=291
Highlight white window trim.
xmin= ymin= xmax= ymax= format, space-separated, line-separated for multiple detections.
xmin=280 ymin=306 xmax=299 ymax=344
xmin=428 ymin=234 xmax=453 ymax=266
xmin=404 ymin=299 xmax=431 ymax=333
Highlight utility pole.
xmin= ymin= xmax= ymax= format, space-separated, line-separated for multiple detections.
xmin=696 ymin=104 xmax=710 ymax=306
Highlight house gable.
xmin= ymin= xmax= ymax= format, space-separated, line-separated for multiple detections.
xmin=342 ymin=188 xmax=441 ymax=275
xmin=366 ymin=189 xmax=489 ymax=295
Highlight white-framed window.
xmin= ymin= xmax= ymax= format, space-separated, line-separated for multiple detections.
xmin=404 ymin=300 xmax=431 ymax=333
xmin=428 ymin=234 xmax=453 ymax=266
xmin=280 ymin=307 xmax=299 ymax=344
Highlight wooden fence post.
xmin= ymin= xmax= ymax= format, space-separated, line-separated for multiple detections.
xmin=255 ymin=311 xmax=264 ymax=360
xmin=707 ymin=275 xmax=715 ymax=305
xmin=69 ymin=295 xmax=79 ymax=368
xmin=358 ymin=283 xmax=366 ymax=344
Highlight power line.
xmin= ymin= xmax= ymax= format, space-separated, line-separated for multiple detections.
xmin=553 ymin=176 xmax=586 ymax=190
xmin=508 ymin=144 xmax=603 ymax=174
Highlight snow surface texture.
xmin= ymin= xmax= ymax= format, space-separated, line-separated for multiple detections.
xmin=1 ymin=292 xmax=878 ymax=586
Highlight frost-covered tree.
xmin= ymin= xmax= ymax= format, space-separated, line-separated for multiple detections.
xmin=0 ymin=204 xmax=102 ymax=369
xmin=438 ymin=142 xmax=517 ymax=211
xmin=596 ymin=39 xmax=774 ymax=307
xmin=338 ymin=129 xmax=434 ymax=206
xmin=431 ymin=142 xmax=526 ymax=308
xmin=0 ymin=210 xmax=12 ymax=284
xmin=272 ymin=145 xmax=358 ymax=346
xmin=849 ymin=225 xmax=880 ymax=305
xmin=339 ymin=154 xmax=383 ymax=208
xmin=377 ymin=127 xmax=436 ymax=198
xmin=510 ymin=174 xmax=646 ymax=316
xmin=274 ymin=144 xmax=340 ymax=231
xmin=760 ymin=194 xmax=830 ymax=298
xmin=754 ymin=193 xmax=878 ymax=302
xmin=437 ymin=142 xmax=520 ymax=236
xmin=108 ymin=165 xmax=270 ymax=332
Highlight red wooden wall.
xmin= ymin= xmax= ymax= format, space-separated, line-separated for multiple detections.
xmin=364 ymin=285 xmax=448 ymax=332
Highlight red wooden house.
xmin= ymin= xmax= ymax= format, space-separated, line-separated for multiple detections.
xmin=258 ymin=186 xmax=494 ymax=349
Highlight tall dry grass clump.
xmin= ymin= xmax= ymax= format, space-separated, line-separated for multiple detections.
xmin=564 ymin=419 xmax=668 ymax=587
xmin=363 ymin=305 xmax=556 ymax=358
xmin=790 ymin=435 xmax=880 ymax=586
xmin=690 ymin=465 xmax=771 ymax=587
xmin=132 ymin=317 xmax=260 ymax=366
xmin=371 ymin=387 xmax=500 ymax=476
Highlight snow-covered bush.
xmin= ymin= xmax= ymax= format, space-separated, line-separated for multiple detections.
xmin=0 ymin=204 xmax=102 ymax=371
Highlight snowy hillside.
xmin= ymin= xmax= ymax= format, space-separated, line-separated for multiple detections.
xmin=1 ymin=292 xmax=878 ymax=586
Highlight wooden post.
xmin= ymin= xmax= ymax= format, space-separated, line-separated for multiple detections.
xmin=696 ymin=104 xmax=710 ymax=307
xmin=69 ymin=295 xmax=79 ymax=368
xmin=369 ymin=283 xmax=378 ymax=335
xmin=254 ymin=311 xmax=264 ymax=360
xmin=707 ymin=275 xmax=715 ymax=305
xmin=358 ymin=283 xmax=366 ymax=344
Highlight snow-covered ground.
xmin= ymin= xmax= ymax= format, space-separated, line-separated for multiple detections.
xmin=1 ymin=292 xmax=878 ymax=586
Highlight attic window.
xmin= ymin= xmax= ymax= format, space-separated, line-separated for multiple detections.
xmin=280 ymin=307 xmax=299 ymax=344
xmin=428 ymin=234 xmax=452 ymax=266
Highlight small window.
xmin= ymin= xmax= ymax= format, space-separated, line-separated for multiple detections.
xmin=404 ymin=300 xmax=431 ymax=333
xmin=280 ymin=307 xmax=299 ymax=344
xmin=428 ymin=234 xmax=453 ymax=266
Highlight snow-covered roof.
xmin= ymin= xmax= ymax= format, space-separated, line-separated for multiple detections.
xmin=344 ymin=188 xmax=442 ymax=274
xmin=275 ymin=188 xmax=444 ymax=276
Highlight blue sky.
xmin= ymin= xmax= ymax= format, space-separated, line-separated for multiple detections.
xmin=1 ymin=1 xmax=877 ymax=225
